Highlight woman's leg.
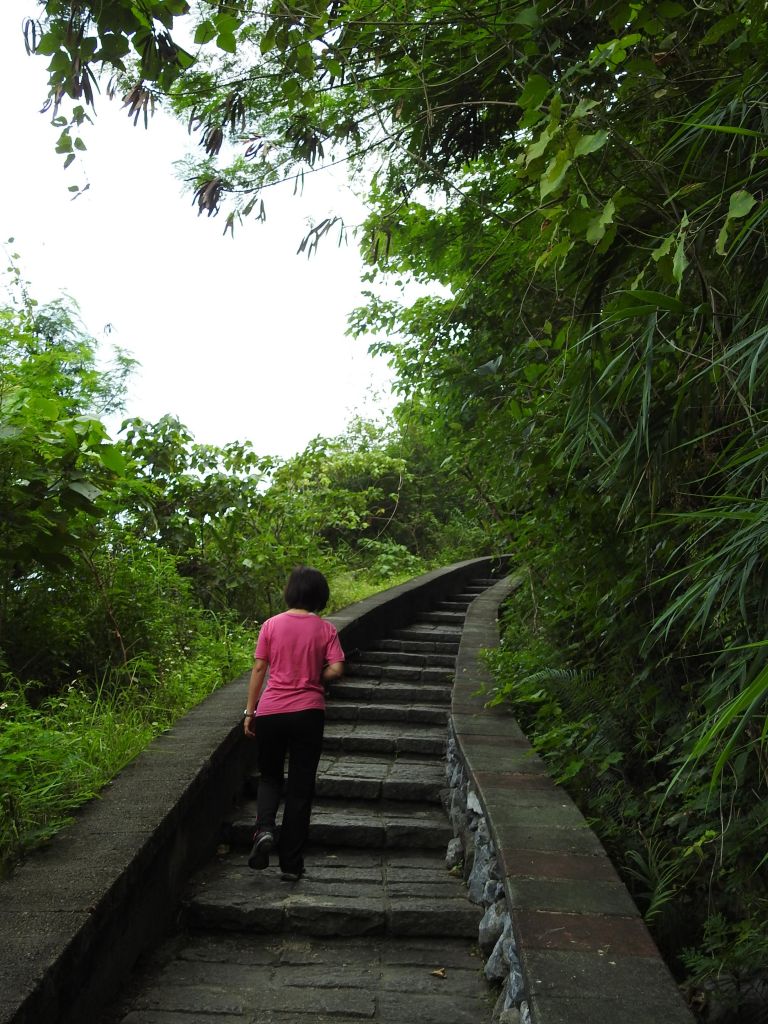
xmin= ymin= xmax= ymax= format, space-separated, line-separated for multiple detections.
xmin=253 ymin=714 xmax=288 ymax=832
xmin=279 ymin=709 xmax=325 ymax=874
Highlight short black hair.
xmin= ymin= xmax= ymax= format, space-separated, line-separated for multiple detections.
xmin=284 ymin=566 xmax=330 ymax=612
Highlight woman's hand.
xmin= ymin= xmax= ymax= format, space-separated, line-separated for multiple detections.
xmin=243 ymin=713 xmax=257 ymax=739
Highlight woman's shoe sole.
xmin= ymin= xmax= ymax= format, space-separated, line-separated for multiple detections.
xmin=247 ymin=832 xmax=274 ymax=870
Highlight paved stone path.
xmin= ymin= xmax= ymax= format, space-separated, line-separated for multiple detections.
xmin=102 ymin=579 xmax=499 ymax=1024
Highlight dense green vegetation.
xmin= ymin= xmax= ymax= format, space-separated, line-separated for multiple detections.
xmin=0 ymin=269 xmax=485 ymax=872
xmin=14 ymin=0 xmax=768 ymax=1014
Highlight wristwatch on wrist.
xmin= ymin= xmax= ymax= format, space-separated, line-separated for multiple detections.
xmin=243 ymin=710 xmax=254 ymax=718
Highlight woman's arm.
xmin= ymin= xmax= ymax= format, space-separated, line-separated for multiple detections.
xmin=243 ymin=658 xmax=268 ymax=737
xmin=321 ymin=661 xmax=344 ymax=685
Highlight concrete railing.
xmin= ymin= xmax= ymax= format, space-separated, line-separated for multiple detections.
xmin=448 ymin=576 xmax=696 ymax=1024
xmin=0 ymin=555 xmax=505 ymax=1024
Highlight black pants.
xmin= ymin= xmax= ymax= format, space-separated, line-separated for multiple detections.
xmin=253 ymin=709 xmax=324 ymax=874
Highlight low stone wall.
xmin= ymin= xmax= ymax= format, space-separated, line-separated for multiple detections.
xmin=0 ymin=555 xmax=504 ymax=1024
xmin=447 ymin=576 xmax=697 ymax=1024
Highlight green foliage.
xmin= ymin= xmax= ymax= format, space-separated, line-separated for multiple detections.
xmin=355 ymin=539 xmax=424 ymax=582
xmin=0 ymin=277 xmax=479 ymax=875
xmin=0 ymin=681 xmax=154 ymax=866
xmin=0 ymin=294 xmax=134 ymax=572
xmin=488 ymin=547 xmax=768 ymax=993
xmin=0 ymin=611 xmax=250 ymax=871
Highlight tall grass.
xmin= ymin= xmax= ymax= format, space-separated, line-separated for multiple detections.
xmin=0 ymin=621 xmax=252 ymax=875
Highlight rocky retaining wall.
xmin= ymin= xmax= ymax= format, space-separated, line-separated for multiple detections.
xmin=448 ymin=576 xmax=696 ymax=1024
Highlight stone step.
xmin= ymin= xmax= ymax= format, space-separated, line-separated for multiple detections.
xmin=183 ymin=850 xmax=481 ymax=939
xmin=417 ymin=611 xmax=466 ymax=626
xmin=109 ymin=932 xmax=492 ymax=1024
xmin=228 ymin=799 xmax=452 ymax=851
xmin=375 ymin=638 xmax=460 ymax=656
xmin=327 ymin=702 xmax=449 ymax=727
xmin=246 ymin=753 xmax=447 ymax=803
xmin=435 ymin=600 xmax=471 ymax=612
xmin=322 ymin=721 xmax=446 ymax=756
xmin=350 ymin=649 xmax=456 ymax=669
xmin=329 ymin=678 xmax=451 ymax=705
xmin=392 ymin=625 xmax=462 ymax=644
xmin=345 ymin=662 xmax=454 ymax=684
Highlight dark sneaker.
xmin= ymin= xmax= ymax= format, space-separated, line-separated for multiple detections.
xmin=248 ymin=830 xmax=274 ymax=870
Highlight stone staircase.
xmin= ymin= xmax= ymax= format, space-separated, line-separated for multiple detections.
xmin=103 ymin=576 xmax=500 ymax=1024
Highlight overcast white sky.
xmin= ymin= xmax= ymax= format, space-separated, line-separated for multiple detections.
xmin=0 ymin=0 xmax=397 ymax=458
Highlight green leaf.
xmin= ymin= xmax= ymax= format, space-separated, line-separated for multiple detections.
xmin=97 ymin=446 xmax=127 ymax=474
xmin=55 ymin=131 xmax=73 ymax=154
xmin=573 ymin=98 xmax=599 ymax=119
xmin=612 ymin=290 xmax=686 ymax=315
xmin=29 ymin=395 xmax=60 ymax=419
xmin=540 ymin=150 xmax=571 ymax=199
xmin=672 ymin=236 xmax=688 ymax=285
xmin=281 ymin=78 xmax=301 ymax=100
xmin=35 ymin=33 xmax=61 ymax=56
xmin=297 ymin=52 xmax=315 ymax=77
xmin=216 ymin=31 xmax=237 ymax=53
xmin=586 ymin=197 xmax=615 ymax=244
xmin=668 ymin=121 xmax=761 ymax=138
xmin=259 ymin=26 xmax=277 ymax=54
xmin=67 ymin=480 xmax=102 ymax=503
xmin=656 ymin=1 xmax=685 ymax=16
xmin=589 ymin=33 xmax=643 ymax=67
xmin=518 ymin=74 xmax=550 ymax=110
xmin=176 ymin=47 xmax=196 ymax=70
xmin=525 ymin=123 xmax=555 ymax=165
xmin=715 ymin=192 xmax=756 ymax=256
xmin=193 ymin=20 xmax=216 ymax=44
xmin=214 ymin=13 xmax=241 ymax=34
xmin=513 ymin=7 xmax=539 ymax=28
xmin=475 ymin=355 xmax=502 ymax=375
xmin=700 ymin=13 xmax=741 ymax=46
xmin=727 ymin=190 xmax=757 ymax=221
xmin=523 ymin=362 xmax=546 ymax=383
xmin=534 ymin=237 xmax=572 ymax=271
xmin=573 ymin=130 xmax=608 ymax=158
xmin=651 ymin=235 xmax=674 ymax=262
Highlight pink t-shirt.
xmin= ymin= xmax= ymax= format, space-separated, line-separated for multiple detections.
xmin=254 ymin=612 xmax=345 ymax=716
